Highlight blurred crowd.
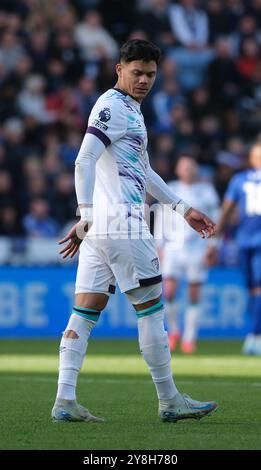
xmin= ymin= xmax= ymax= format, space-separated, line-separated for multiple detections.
xmin=0 ymin=0 xmax=260 ymax=264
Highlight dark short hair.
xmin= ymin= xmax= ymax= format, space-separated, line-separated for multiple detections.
xmin=119 ymin=39 xmax=162 ymax=65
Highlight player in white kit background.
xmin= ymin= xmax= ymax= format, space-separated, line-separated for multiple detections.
xmin=51 ymin=39 xmax=218 ymax=423
xmin=157 ymin=155 xmax=219 ymax=354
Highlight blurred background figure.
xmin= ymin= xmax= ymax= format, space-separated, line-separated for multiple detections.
xmin=208 ymin=143 xmax=261 ymax=355
xmin=23 ymin=197 xmax=58 ymax=238
xmin=169 ymin=0 xmax=209 ymax=50
xmin=156 ymin=154 xmax=219 ymax=353
xmin=74 ymin=10 xmax=118 ymax=64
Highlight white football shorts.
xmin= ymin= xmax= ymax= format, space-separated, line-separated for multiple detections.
xmin=75 ymin=235 xmax=162 ymax=295
xmin=161 ymin=239 xmax=207 ymax=283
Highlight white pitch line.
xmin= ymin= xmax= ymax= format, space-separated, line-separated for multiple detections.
xmin=1 ymin=375 xmax=261 ymax=387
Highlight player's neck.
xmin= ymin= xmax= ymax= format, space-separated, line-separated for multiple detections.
xmin=113 ymin=84 xmax=142 ymax=104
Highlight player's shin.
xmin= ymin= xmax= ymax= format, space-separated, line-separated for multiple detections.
xmin=56 ymin=308 xmax=100 ymax=400
xmin=137 ymin=305 xmax=178 ymax=401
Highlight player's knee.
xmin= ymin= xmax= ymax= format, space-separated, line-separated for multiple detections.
xmin=63 ymin=329 xmax=79 ymax=339
xmin=127 ymin=283 xmax=162 ymax=306
xmin=75 ymin=292 xmax=109 ymax=311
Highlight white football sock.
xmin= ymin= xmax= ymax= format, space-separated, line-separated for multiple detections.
xmin=56 ymin=313 xmax=96 ymax=401
xmin=137 ymin=305 xmax=178 ymax=401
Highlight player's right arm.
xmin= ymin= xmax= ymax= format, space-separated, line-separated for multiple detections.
xmin=59 ymin=93 xmax=127 ymax=258
xmin=59 ymin=133 xmax=106 ymax=258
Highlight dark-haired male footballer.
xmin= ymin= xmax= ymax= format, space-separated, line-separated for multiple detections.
xmin=52 ymin=39 xmax=218 ymax=423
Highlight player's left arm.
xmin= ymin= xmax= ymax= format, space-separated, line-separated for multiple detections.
xmin=146 ymin=160 xmax=216 ymax=238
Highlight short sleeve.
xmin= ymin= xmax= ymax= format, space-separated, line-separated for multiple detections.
xmin=224 ymin=174 xmax=240 ymax=203
xmin=86 ymin=95 xmax=127 ymax=147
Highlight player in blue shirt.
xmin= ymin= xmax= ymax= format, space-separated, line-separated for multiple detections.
xmin=209 ymin=143 xmax=261 ymax=354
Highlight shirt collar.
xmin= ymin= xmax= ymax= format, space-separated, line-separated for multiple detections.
xmin=113 ymin=87 xmax=141 ymax=109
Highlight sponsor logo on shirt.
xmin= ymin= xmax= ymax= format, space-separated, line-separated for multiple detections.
xmin=92 ymin=119 xmax=108 ymax=131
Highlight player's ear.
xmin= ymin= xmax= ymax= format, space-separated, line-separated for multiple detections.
xmin=115 ymin=63 xmax=122 ymax=78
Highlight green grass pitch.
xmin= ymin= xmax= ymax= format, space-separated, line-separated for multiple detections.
xmin=0 ymin=339 xmax=261 ymax=450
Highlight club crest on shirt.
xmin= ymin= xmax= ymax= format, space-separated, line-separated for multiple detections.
xmin=98 ymin=107 xmax=111 ymax=122
xmin=151 ymin=257 xmax=159 ymax=272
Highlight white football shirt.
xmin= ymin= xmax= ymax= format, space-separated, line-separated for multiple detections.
xmin=84 ymin=88 xmax=151 ymax=235
xmin=87 ymin=88 xmax=148 ymax=205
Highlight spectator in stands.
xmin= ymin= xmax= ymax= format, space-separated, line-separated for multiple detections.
xmin=167 ymin=2 xmax=214 ymax=92
xmin=0 ymin=205 xmax=24 ymax=236
xmin=206 ymin=0 xmax=233 ymax=44
xmin=207 ymin=37 xmax=240 ymax=110
xmin=232 ymin=14 xmax=258 ymax=55
xmin=0 ymin=169 xmax=16 ymax=209
xmin=23 ymin=198 xmax=58 ymax=238
xmin=0 ymin=30 xmax=26 ymax=72
xmin=152 ymin=78 xmax=186 ymax=130
xmin=50 ymin=30 xmax=85 ymax=84
xmin=18 ymin=74 xmax=55 ymax=123
xmin=150 ymin=133 xmax=175 ymax=181
xmin=25 ymin=28 xmax=50 ymax=75
xmin=74 ymin=76 xmax=99 ymax=124
xmin=100 ymin=0 xmax=138 ymax=44
xmin=50 ymin=4 xmax=77 ymax=35
xmin=59 ymin=130 xmax=82 ymax=168
xmin=6 ymin=54 xmax=33 ymax=96
xmin=46 ymin=57 xmax=67 ymax=94
xmin=226 ymin=0 xmax=246 ymax=33
xmin=43 ymin=152 xmax=63 ymax=184
xmin=139 ymin=0 xmax=175 ymax=50
xmin=188 ymin=85 xmax=214 ymax=122
xmin=169 ymin=0 xmax=209 ymax=49
xmin=74 ymin=10 xmax=118 ymax=63
xmin=2 ymin=118 xmax=27 ymax=189
xmin=52 ymin=172 xmax=76 ymax=226
xmin=236 ymin=37 xmax=259 ymax=85
xmin=245 ymin=0 xmax=261 ymax=20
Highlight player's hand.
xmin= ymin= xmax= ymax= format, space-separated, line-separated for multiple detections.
xmin=184 ymin=208 xmax=216 ymax=239
xmin=58 ymin=220 xmax=89 ymax=259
